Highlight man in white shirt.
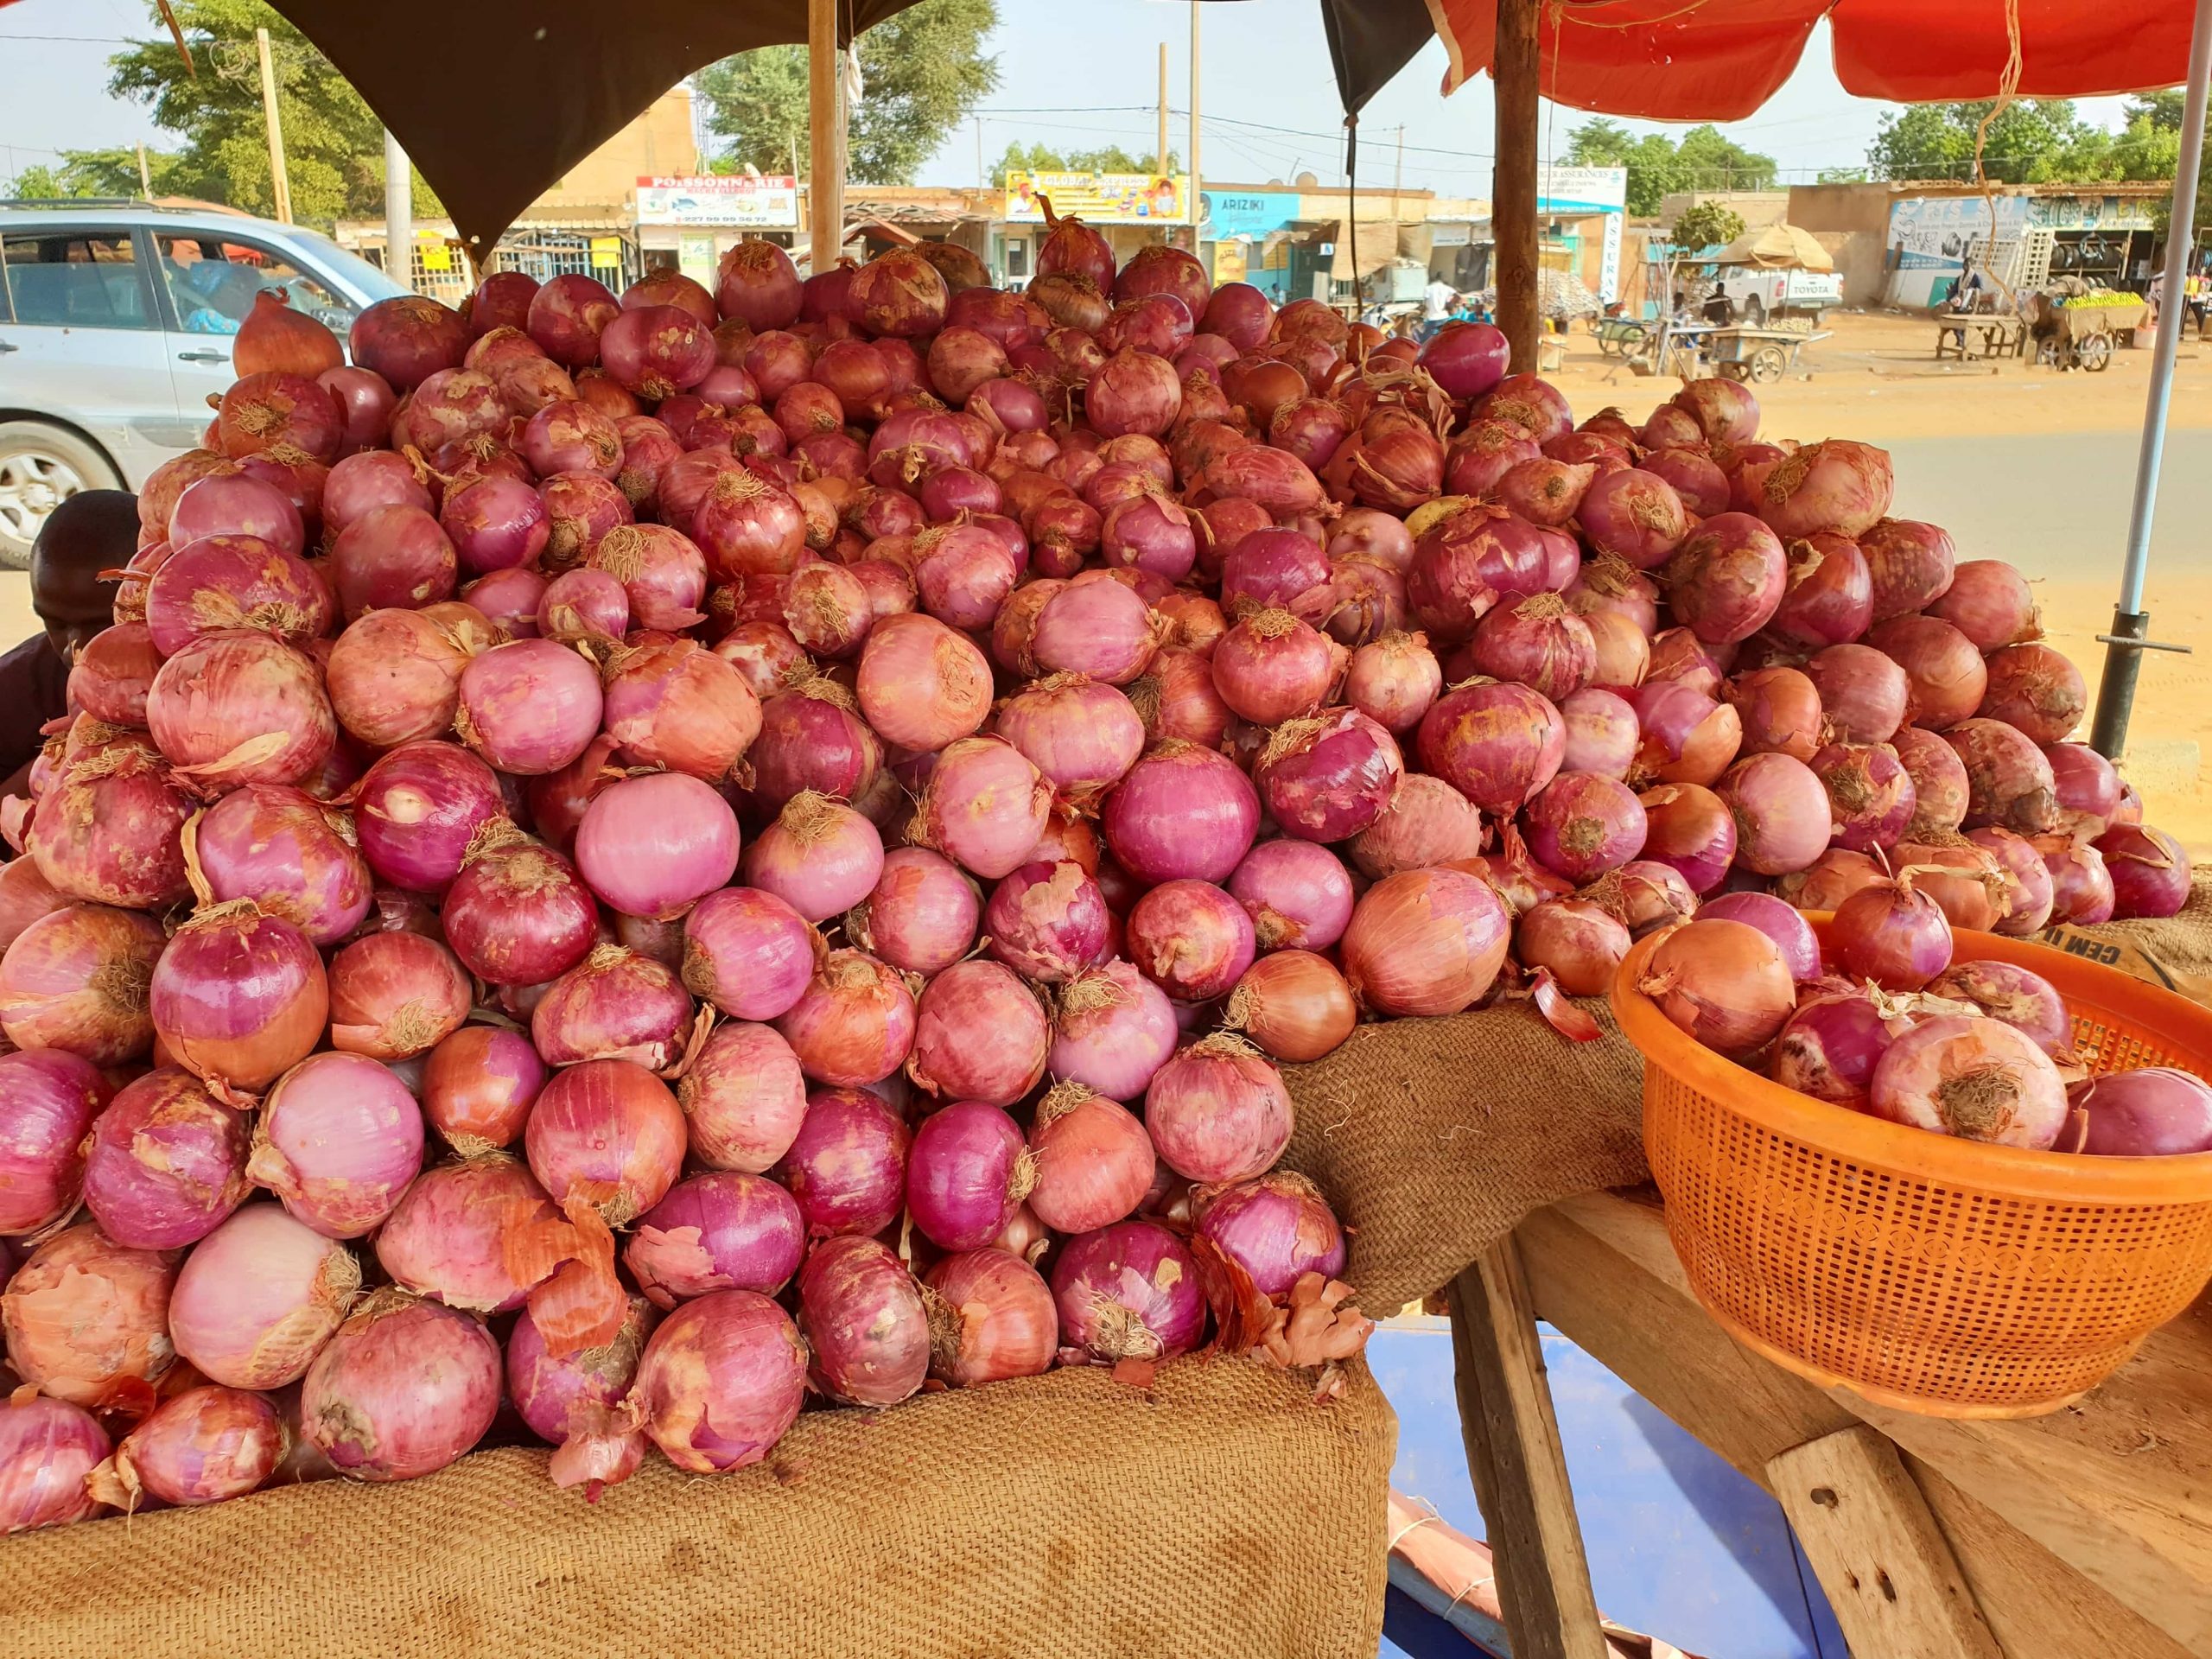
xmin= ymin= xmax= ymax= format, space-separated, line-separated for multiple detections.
xmin=1421 ymin=277 xmax=1458 ymax=340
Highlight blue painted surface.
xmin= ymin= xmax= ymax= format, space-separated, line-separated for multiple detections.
xmin=1371 ymin=1320 xmax=1848 ymax=1659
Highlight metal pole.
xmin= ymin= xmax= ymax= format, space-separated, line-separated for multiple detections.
xmin=255 ymin=27 xmax=293 ymax=223
xmin=807 ymin=0 xmax=843 ymax=275
xmin=1157 ymin=43 xmax=1170 ymax=175
xmin=135 ymin=143 xmax=151 ymax=198
xmin=383 ymin=127 xmax=412 ymax=292
xmin=1189 ymin=1 xmax=1202 ymax=255
xmin=2089 ymin=0 xmax=2212 ymax=760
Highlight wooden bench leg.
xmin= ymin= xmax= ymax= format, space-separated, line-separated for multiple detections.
xmin=1447 ymin=1235 xmax=1611 ymax=1659
xmin=1768 ymin=1426 xmax=2004 ymax=1659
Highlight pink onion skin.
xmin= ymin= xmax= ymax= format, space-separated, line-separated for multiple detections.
xmin=906 ymin=1102 xmax=1031 ymax=1253
xmin=1772 ymin=984 xmax=1917 ymax=1106
xmin=190 ymin=782 xmax=373 ymax=946
xmin=1832 ymin=877 xmax=1955 ymax=991
xmin=1344 ymin=632 xmax=1442 ymax=734
xmin=774 ymin=1086 xmax=910 ymax=1238
xmin=0 ymin=905 xmax=164 ymax=1065
xmin=1857 ymin=517 xmax=1956 ymax=622
xmin=95 ymin=1384 xmax=283 ymax=1510
xmin=671 ymin=1022 xmax=807 ymax=1178
xmin=1928 ymin=558 xmax=2038 ymax=650
xmin=1522 ymin=772 xmax=1648 ymax=883
xmin=354 ymin=740 xmax=505 ymax=894
xmin=150 ymin=906 xmax=327 ymax=1090
xmin=743 ymin=791 xmax=884 ymax=925
xmin=326 ymin=931 xmax=470 ymax=1061
xmin=1893 ymin=726 xmax=1973 ymax=840
xmin=1635 ymin=918 xmax=1796 ymax=1059
xmin=1103 ymin=741 xmax=1261 ymax=886
xmin=1745 ymin=440 xmax=1895 ymax=541
xmin=27 ymin=744 xmax=191 ymax=911
xmin=1697 ymin=891 xmax=1820 ymax=982
xmin=775 ymin=950 xmax=918 ymax=1088
xmin=994 ymin=676 xmax=1145 ymax=808
xmin=525 ymin=1060 xmax=687 ymax=1233
xmin=1637 ymin=784 xmax=1739 ymax=895
xmin=2077 ymin=1069 xmax=2212 ymax=1157
xmin=1228 ymin=840 xmax=1357 ymax=952
xmin=1665 ymin=513 xmax=1788 ymax=644
xmin=717 ymin=239 xmax=804 ymax=331
xmin=1808 ymin=742 xmax=1916 ymax=853
xmin=1945 ymin=718 xmax=2060 ymax=837
xmin=0 ymin=1395 xmax=110 ymax=1531
xmin=1193 ymin=1173 xmax=1347 ymax=1300
xmin=147 ymin=629 xmax=335 ymax=791
xmin=1553 ymin=689 xmax=1636 ymax=783
xmin=1671 ymin=378 xmax=1760 ymax=445
xmin=1726 ymin=667 xmax=1823 ymax=764
xmin=1341 ymin=868 xmax=1512 ymax=1017
xmin=1868 ymin=1015 xmax=2067 ymax=1148
xmin=251 ymin=1052 xmax=425 ymax=1238
xmin=1609 ymin=859 xmax=1700 ymax=938
xmin=914 ymin=735 xmax=1053 ymax=882
xmin=1047 ymin=962 xmax=1180 ymax=1104
xmin=1212 ymin=607 xmax=1339 ymax=726
xmin=320 ymin=365 xmax=399 ymax=452
xmin=441 ymin=830 xmax=596 ymax=988
xmin=631 ymin=1288 xmax=808 ymax=1473
xmin=505 ymin=1294 xmax=655 ymax=1491
xmin=1031 ymin=574 xmax=1161 ymax=684
xmin=1512 ymin=899 xmax=1630 ymax=997
xmin=1127 ymin=879 xmax=1258 ymax=1004
xmin=1256 ymin=709 xmax=1405 ymax=844
xmin=422 ymin=1026 xmax=545 ymax=1154
xmin=2044 ymin=742 xmax=2121 ymax=823
xmin=1580 ymin=467 xmax=1689 ymax=569
xmin=907 ymin=958 xmax=1051 ymax=1106
xmin=1768 ymin=532 xmax=1873 ymax=651
xmin=455 ymin=638 xmax=604 ymax=777
xmin=1417 ymin=681 xmax=1567 ymax=817
xmin=373 ymin=1153 xmax=558 ymax=1313
xmin=67 ymin=622 xmax=163 ymax=728
xmin=1976 ymin=643 xmax=2087 ymax=748
xmin=301 ymin=1294 xmax=501 ymax=1482
xmin=144 ymin=531 xmax=327 ymax=656
xmin=530 ymin=944 xmax=693 ymax=1071
xmin=1347 ymin=774 xmax=1485 ymax=881
xmin=1806 ymin=644 xmax=1910 ymax=745
xmin=575 ymin=771 xmax=741 ymax=921
xmin=0 ymin=1224 xmax=175 ymax=1408
xmin=600 ymin=633 xmax=762 ymax=783
xmin=850 ymin=849 xmax=980 ymax=978
xmin=1027 ymin=1084 xmax=1157 ymax=1233
xmin=924 ymin=1248 xmax=1057 ymax=1387
xmin=1928 ymin=959 xmax=2070 ymax=1057
xmin=82 ymin=1068 xmax=249 ymax=1249
xmin=1051 ymin=1220 xmax=1206 ymax=1363
xmin=797 ymin=1234 xmax=928 ymax=1408
xmin=2037 ymin=834 xmax=2116 ymax=925
xmin=169 ymin=1204 xmax=359 ymax=1389
xmin=1715 ymin=752 xmax=1832 ymax=876
xmin=1966 ymin=826 xmax=2055 ymax=937
xmin=626 ymin=1171 xmax=806 ymax=1307
xmin=2095 ymin=823 xmax=2193 ymax=920
xmin=681 ymin=887 xmax=819 ymax=1024
xmin=854 ymin=611 xmax=993 ymax=755
xmin=1866 ymin=614 xmax=1987 ymax=731
xmin=984 ymin=860 xmax=1110 ymax=982
xmin=1143 ymin=1036 xmax=1294 ymax=1185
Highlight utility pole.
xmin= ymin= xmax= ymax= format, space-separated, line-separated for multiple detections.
xmin=1189 ymin=2 xmax=1202 ymax=255
xmin=1157 ymin=43 xmax=1170 ymax=176
xmin=975 ymin=117 xmax=983 ymax=189
xmin=383 ymin=128 xmax=412 ymax=292
xmin=135 ymin=143 xmax=151 ymax=199
xmin=807 ymin=0 xmax=844 ymax=275
xmin=1393 ymin=126 xmax=1405 ymax=224
xmin=255 ymin=28 xmax=293 ymax=223
xmin=1492 ymin=0 xmax=1541 ymax=371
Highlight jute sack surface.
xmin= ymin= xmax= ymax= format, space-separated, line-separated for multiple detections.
xmin=0 ymin=1357 xmax=1394 ymax=1659
xmin=2070 ymin=871 xmax=2212 ymax=1003
xmin=1280 ymin=1001 xmax=1648 ymax=1312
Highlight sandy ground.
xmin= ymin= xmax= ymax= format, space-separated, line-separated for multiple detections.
xmin=3 ymin=310 xmax=2202 ymax=849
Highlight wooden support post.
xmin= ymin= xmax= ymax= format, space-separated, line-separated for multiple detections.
xmin=1491 ymin=0 xmax=1541 ymax=372
xmin=807 ymin=0 xmax=843 ymax=275
xmin=254 ymin=27 xmax=293 ymax=224
xmin=1770 ymin=1427 xmax=2005 ymax=1659
xmin=1447 ymin=1236 xmax=1609 ymax=1659
xmin=1187 ymin=1 xmax=1202 ymax=253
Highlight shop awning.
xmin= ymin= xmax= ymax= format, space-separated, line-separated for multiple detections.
xmin=1423 ymin=0 xmax=2196 ymax=119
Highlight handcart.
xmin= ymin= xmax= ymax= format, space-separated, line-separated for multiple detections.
xmin=1700 ymin=324 xmax=1831 ymax=383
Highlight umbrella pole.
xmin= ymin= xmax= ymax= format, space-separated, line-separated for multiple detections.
xmin=2088 ymin=0 xmax=2212 ymax=760
xmin=1492 ymin=0 xmax=1541 ymax=369
xmin=808 ymin=0 xmax=845 ymax=276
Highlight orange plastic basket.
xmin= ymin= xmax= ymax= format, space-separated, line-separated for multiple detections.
xmin=1612 ymin=920 xmax=2212 ymax=1418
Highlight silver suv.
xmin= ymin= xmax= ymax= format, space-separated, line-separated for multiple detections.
xmin=0 ymin=201 xmax=409 ymax=566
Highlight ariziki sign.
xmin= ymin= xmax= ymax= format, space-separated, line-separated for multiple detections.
xmin=635 ymin=175 xmax=800 ymax=228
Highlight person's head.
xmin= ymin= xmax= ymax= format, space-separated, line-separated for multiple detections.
xmin=30 ymin=490 xmax=132 ymax=662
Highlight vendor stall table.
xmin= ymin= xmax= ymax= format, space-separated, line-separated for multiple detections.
xmin=1504 ymin=1189 xmax=2210 ymax=1659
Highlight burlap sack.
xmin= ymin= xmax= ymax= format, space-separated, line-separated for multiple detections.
xmin=2069 ymin=871 xmax=2212 ymax=1004
xmin=1 ymin=1357 xmax=1393 ymax=1659
xmin=1281 ymin=1000 xmax=1648 ymax=1312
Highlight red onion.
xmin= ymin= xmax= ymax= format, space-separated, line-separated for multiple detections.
xmin=1343 ymin=631 xmax=1442 ymax=734
xmin=1197 ymin=281 xmax=1274 ymax=352
xmin=1128 ymin=647 xmax=1233 ymax=749
xmin=905 ymin=1101 xmax=1033 ymax=1254
xmin=1832 ymin=872 xmax=1954 ymax=989
xmin=1340 ymin=868 xmax=1510 ymax=1016
xmin=2045 ymin=741 xmax=2121 ymax=823
xmin=0 ymin=1395 xmax=110 ymax=1530
xmin=322 ymin=930 xmax=467 ymax=1061
xmin=503 ymin=1294 xmax=654 ymax=1493
xmin=1808 ymin=741 xmax=1916 ymax=851
xmin=624 ymin=1171 xmax=804 ymax=1310
xmin=1222 ymin=527 xmax=1328 ymax=618
xmin=907 ymin=958 xmax=1051 ymax=1105
xmin=776 ymin=950 xmax=917 ymax=1087
xmin=1891 ymin=726 xmax=1972 ymax=840
xmin=846 ymin=849 xmax=978 ymax=979
xmin=353 ymin=740 xmax=504 ymax=893
xmin=1857 ymin=518 xmax=1956 ymax=621
xmin=75 ymin=1067 xmax=245 ymax=1250
xmin=1124 ymin=879 xmax=1256 ymax=1004
xmin=168 ymin=467 xmax=306 ymax=557
xmin=298 ymin=1292 xmax=500 ymax=1482
xmin=460 ymin=565 xmax=546 ymax=639
xmin=597 ymin=303 xmax=713 ymax=399
xmin=1725 ymin=667 xmax=1822 ymax=765
xmin=739 ymin=791 xmax=882 ymax=925
xmin=542 ymin=470 xmax=635 ymax=566
xmin=849 ymin=613 xmax=989 ymax=759
xmin=1051 ymin=1219 xmax=1205 ymax=1363
xmin=1635 ymin=918 xmax=1795 ymax=1058
xmin=147 ymin=530 xmax=330 ymax=648
xmin=1196 ymin=443 xmax=1328 ymax=521
xmin=0 ymin=904 xmax=162 ymax=1065
xmin=350 ymin=295 xmax=468 ymax=391
xmin=1495 ymin=456 xmax=1595 ymax=530
xmin=1416 ymin=680 xmax=1567 ymax=815
xmin=422 ymin=1026 xmax=544 ymax=1154
xmin=1101 ymin=740 xmax=1261 ymax=886
xmin=1522 ymin=772 xmax=1647 ymax=882
xmin=1344 ymin=773 xmax=1484 ymax=882
xmin=993 ymin=677 xmax=1143 ymax=810
xmin=923 ymin=1249 xmax=1056 ymax=1387
xmin=1644 ymin=628 xmax=1725 ymax=697
xmin=0 ymin=1224 xmax=172 ymax=1408
xmin=1745 ymin=440 xmax=1893 ymax=539
xmin=1694 ymin=892 xmax=1816 ymax=982
xmin=601 ymin=632 xmax=761 ymax=784
xmin=912 ymin=735 xmax=1052 ymax=881
xmin=439 ymin=823 xmax=596 ymax=987
xmin=184 ymin=782 xmax=370 ymax=947
xmin=87 ymin=1384 xmax=282 ymax=1512
xmin=1463 ymin=594 xmax=1593 ymax=702
xmin=796 ymin=1234 xmax=928 ymax=1408
xmin=1945 ymin=718 xmax=2060 ymax=836
xmin=1047 ymin=963 xmax=1180 ymax=1105
xmin=574 ymin=770 xmax=741 ymax=921
xmin=1924 ymin=557 xmax=2037 ymax=650
xmin=664 ymin=1022 xmax=805 ymax=1179
xmin=848 ymin=246 xmax=948 ymax=339
xmin=770 ymin=1085 xmax=908 ymax=1238
xmin=1193 ymin=1174 xmax=1346 ymax=1302
xmin=531 ymin=944 xmax=694 ymax=1070
xmin=1864 ymin=614 xmax=1986 ymax=731
xmin=632 ymin=1288 xmax=808 ymax=1472
xmin=250 ymin=1051 xmax=424 ymax=1237
xmin=1251 ymin=708 xmax=1402 ymax=844
xmin=1513 ymin=898 xmax=1630 ymax=996
xmin=0 ymin=1052 xmax=103 ymax=1243
xmin=981 ymin=860 xmax=1108 ymax=982
xmin=748 ymin=676 xmax=883 ymax=813
xmin=1925 ymin=959 xmax=2068 ymax=1057
xmin=450 ymin=639 xmax=602 ymax=778
xmin=591 ymin=524 xmax=711 ymax=632
xmin=2037 ymin=832 xmax=2116 ymax=924
xmin=2077 ymin=1069 xmax=2212 ymax=1156
xmin=146 ymin=629 xmax=334 ymax=791
xmin=2095 ymin=823 xmax=2193 ymax=919
xmin=214 ymin=371 xmax=341 ymax=463
xmin=323 ymin=604 xmax=486 ymax=750
xmin=1664 ymin=513 xmax=1787 ymax=644
xmin=0 ymin=858 xmax=67 ymax=959
xmin=1807 ymin=644 xmax=1909 ymax=744
xmin=1765 ymin=531 xmax=1872 ymax=650
xmin=1870 ymin=1015 xmax=2067 ymax=1147
xmin=372 ymin=1152 xmax=556 ymax=1313
xmin=1224 ymin=839 xmax=1355 ymax=950
xmin=1024 ymin=573 xmax=1158 ymax=686
xmin=319 ymin=362 xmax=399 ymax=451
xmin=170 ymin=1203 xmax=359 ymax=1389
xmin=1897 ymin=837 xmax=2013 ymax=933
xmin=1770 ymin=982 xmax=1923 ymax=1105
xmin=1713 ymin=752 xmax=1832 ymax=876
xmin=149 ymin=902 xmax=325 ymax=1090
xmin=1226 ymin=950 xmax=1357 ymax=1061
xmin=715 ymin=239 xmax=804 ymax=331
xmin=1977 ymin=643 xmax=2087 ymax=747
xmin=1605 ymin=860 xmax=1700 ymax=938
xmin=1671 ymin=378 xmax=1760 ymax=445
xmin=525 ymin=1058 xmax=687 ymax=1233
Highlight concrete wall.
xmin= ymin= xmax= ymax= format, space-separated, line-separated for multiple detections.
xmin=1657 ymin=190 xmax=1789 ymax=229
xmin=540 ymin=88 xmax=700 ymax=209
xmin=1785 ymin=182 xmax=1897 ymax=307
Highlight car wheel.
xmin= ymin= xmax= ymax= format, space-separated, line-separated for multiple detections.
xmin=0 ymin=422 xmax=122 ymax=572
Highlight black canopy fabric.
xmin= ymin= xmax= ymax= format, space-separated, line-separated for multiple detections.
xmin=267 ymin=0 xmax=1436 ymax=255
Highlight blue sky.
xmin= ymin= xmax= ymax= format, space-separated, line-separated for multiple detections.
xmin=0 ymin=0 xmax=2144 ymax=201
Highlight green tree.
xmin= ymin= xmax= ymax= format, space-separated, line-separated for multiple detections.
xmin=698 ymin=0 xmax=1000 ymax=186
xmin=103 ymin=0 xmax=439 ymax=224
xmin=2114 ymin=92 xmax=2207 ymax=238
xmin=3 ymin=163 xmax=73 ymax=200
xmin=989 ymin=140 xmax=1180 ymax=186
xmin=1670 ymin=200 xmax=1745 ymax=253
xmin=1866 ymin=99 xmax=2120 ymax=186
xmin=1562 ymin=118 xmax=1775 ymax=215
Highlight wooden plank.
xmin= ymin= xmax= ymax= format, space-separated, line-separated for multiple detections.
xmin=806 ymin=0 xmax=843 ymax=274
xmin=1490 ymin=0 xmax=1541 ymax=371
xmin=1447 ymin=1236 xmax=1610 ymax=1659
xmin=1769 ymin=1427 xmax=2004 ymax=1659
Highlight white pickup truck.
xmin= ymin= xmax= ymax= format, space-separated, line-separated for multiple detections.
xmin=1717 ymin=266 xmax=1842 ymax=325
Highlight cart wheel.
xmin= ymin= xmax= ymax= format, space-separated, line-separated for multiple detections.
xmin=2080 ymin=334 xmax=2113 ymax=372
xmin=1748 ymin=345 xmax=1789 ymax=384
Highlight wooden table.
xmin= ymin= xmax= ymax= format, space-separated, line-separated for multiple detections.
xmin=1446 ymin=1189 xmax=2211 ymax=1659
xmin=1936 ymin=316 xmax=2029 ymax=361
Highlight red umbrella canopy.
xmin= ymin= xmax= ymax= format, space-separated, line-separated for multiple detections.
xmin=1427 ymin=0 xmax=2196 ymax=119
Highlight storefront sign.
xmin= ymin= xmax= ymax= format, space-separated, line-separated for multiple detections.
xmin=677 ymin=232 xmax=717 ymax=289
xmin=1536 ymin=165 xmax=1628 ymax=214
xmin=637 ymin=175 xmax=800 ymax=228
xmin=1211 ymin=240 xmax=1249 ymax=285
xmin=1003 ymin=172 xmax=1190 ymax=225
xmin=1199 ymin=189 xmax=1300 ymax=241
xmin=588 ymin=236 xmax=625 ymax=270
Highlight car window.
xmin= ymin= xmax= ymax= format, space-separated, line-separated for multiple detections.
xmin=0 ymin=232 xmax=153 ymax=329
xmin=153 ymin=232 xmax=361 ymax=335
